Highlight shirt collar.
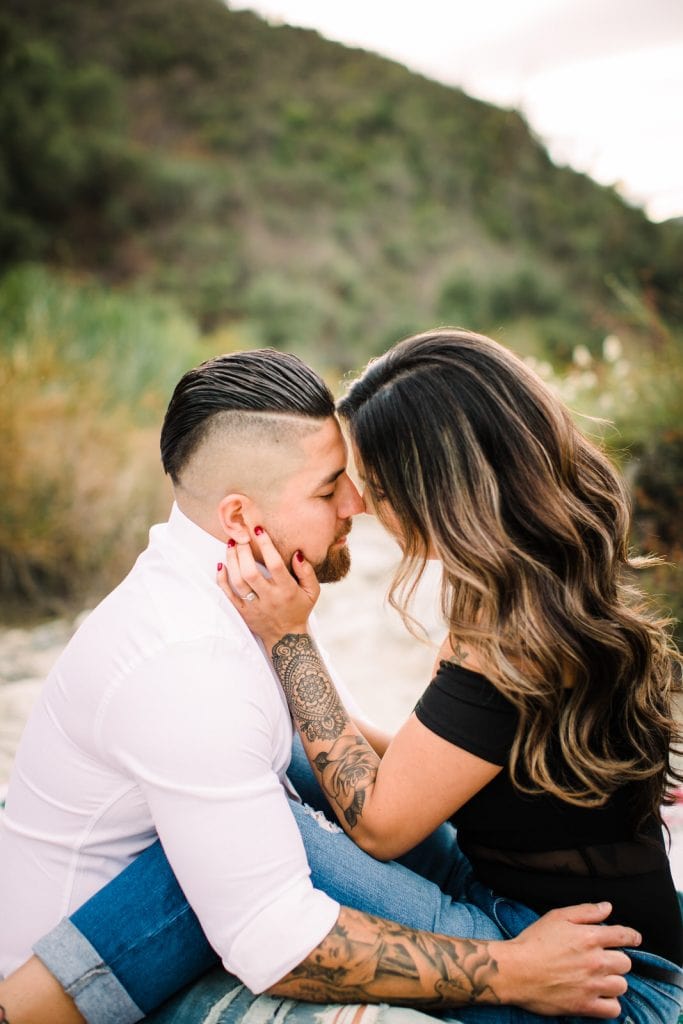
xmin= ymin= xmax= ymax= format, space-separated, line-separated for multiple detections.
xmin=164 ymin=502 xmax=227 ymax=582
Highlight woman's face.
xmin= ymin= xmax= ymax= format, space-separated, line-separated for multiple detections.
xmin=364 ymin=485 xmax=405 ymax=545
xmin=352 ymin=444 xmax=438 ymax=559
xmin=351 ymin=445 xmax=402 ymax=538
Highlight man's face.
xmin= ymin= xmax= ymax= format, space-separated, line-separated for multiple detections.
xmin=259 ymin=418 xmax=365 ymax=582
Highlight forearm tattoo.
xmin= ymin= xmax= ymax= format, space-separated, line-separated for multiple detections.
xmin=272 ymin=634 xmax=347 ymax=741
xmin=272 ymin=634 xmax=379 ymax=829
xmin=314 ymin=737 xmax=378 ymax=828
xmin=270 ymin=907 xmax=502 ymax=1008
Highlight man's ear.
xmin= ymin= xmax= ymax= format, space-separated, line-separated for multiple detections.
xmin=217 ymin=493 xmax=262 ymax=544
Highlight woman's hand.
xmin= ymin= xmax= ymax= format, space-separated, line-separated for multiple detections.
xmin=216 ymin=526 xmax=320 ymax=650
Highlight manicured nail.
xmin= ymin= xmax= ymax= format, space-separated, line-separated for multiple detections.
xmin=295 ymin=550 xmax=304 ymax=563
xmin=227 ymin=539 xmax=236 ymax=549
xmin=216 ymin=562 xmax=223 ymax=571
xmin=254 ymin=525 xmax=264 ymax=536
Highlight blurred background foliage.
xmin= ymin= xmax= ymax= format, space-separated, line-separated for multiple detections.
xmin=0 ymin=0 xmax=680 ymax=635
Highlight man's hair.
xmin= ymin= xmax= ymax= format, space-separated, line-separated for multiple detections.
xmin=160 ymin=349 xmax=335 ymax=483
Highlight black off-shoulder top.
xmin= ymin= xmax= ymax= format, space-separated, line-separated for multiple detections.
xmin=414 ymin=660 xmax=683 ymax=965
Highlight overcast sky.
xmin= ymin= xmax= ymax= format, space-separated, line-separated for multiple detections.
xmin=230 ymin=0 xmax=683 ymax=222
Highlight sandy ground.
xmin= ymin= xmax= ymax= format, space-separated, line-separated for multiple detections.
xmin=3 ymin=513 xmax=683 ymax=886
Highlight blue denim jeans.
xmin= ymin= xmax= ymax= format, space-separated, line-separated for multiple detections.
xmin=33 ymin=740 xmax=683 ymax=1024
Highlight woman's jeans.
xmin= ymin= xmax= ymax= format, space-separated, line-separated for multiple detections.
xmin=32 ymin=740 xmax=683 ymax=1024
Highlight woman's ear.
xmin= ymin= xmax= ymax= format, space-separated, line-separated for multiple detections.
xmin=217 ymin=493 xmax=262 ymax=544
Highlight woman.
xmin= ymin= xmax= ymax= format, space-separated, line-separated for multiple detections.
xmin=218 ymin=329 xmax=683 ymax=1014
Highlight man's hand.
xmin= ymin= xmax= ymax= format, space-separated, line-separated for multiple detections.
xmin=270 ymin=902 xmax=640 ymax=1016
xmin=495 ymin=902 xmax=639 ymax=1018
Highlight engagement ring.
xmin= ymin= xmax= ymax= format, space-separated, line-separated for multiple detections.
xmin=244 ymin=591 xmax=257 ymax=602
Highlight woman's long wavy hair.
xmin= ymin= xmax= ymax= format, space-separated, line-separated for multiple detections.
xmin=338 ymin=329 xmax=682 ymax=827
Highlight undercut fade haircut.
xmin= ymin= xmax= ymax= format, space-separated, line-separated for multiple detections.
xmin=161 ymin=349 xmax=335 ymax=483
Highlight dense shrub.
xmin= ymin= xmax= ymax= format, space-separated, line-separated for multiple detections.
xmin=0 ymin=266 xmax=202 ymax=609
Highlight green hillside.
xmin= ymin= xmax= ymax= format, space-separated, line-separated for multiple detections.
xmin=3 ymin=0 xmax=682 ymax=364
xmin=0 ymin=0 xmax=680 ymax=626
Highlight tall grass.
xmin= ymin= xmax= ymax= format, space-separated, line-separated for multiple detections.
xmin=0 ymin=265 xmax=202 ymax=409
xmin=524 ymin=326 xmax=683 ymax=641
xmin=0 ymin=266 xmax=203 ymax=611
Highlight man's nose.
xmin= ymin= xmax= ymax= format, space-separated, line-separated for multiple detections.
xmin=338 ymin=475 xmax=365 ymax=517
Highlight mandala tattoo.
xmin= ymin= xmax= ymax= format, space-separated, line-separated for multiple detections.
xmin=272 ymin=634 xmax=347 ymax=741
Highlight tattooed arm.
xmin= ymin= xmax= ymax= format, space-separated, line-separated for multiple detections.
xmin=272 ymin=633 xmax=382 ymax=832
xmin=271 ymin=905 xmax=501 ymax=1009
xmin=218 ymin=528 xmax=500 ymax=859
xmin=0 ymin=903 xmax=638 ymax=1021
xmin=269 ymin=904 xmax=637 ymax=1019
xmin=271 ymin=632 xmax=499 ymax=859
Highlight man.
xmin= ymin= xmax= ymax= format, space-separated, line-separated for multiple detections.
xmin=0 ymin=350 xmax=638 ymax=1024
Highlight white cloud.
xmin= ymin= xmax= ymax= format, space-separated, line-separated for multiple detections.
xmin=515 ymin=44 xmax=683 ymax=218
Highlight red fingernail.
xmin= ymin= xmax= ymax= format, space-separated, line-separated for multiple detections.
xmin=227 ymin=539 xmax=236 ymax=549
xmin=254 ymin=525 xmax=264 ymax=536
xmin=217 ymin=562 xmax=223 ymax=571
xmin=295 ymin=550 xmax=304 ymax=563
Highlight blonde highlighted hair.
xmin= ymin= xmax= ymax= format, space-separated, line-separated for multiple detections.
xmin=338 ymin=328 xmax=681 ymax=826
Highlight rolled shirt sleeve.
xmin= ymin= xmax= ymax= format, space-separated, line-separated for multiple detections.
xmin=97 ymin=636 xmax=340 ymax=993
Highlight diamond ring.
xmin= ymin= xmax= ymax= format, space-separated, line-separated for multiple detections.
xmin=243 ymin=591 xmax=257 ymax=603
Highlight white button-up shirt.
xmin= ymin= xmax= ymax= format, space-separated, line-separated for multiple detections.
xmin=0 ymin=504 xmax=344 ymax=991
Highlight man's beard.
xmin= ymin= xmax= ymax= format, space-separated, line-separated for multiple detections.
xmin=314 ymin=524 xmax=352 ymax=584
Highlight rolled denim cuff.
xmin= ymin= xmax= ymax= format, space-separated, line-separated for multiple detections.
xmin=34 ymin=918 xmax=144 ymax=1024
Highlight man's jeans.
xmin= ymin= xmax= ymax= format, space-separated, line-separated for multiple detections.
xmin=33 ymin=740 xmax=683 ymax=1024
